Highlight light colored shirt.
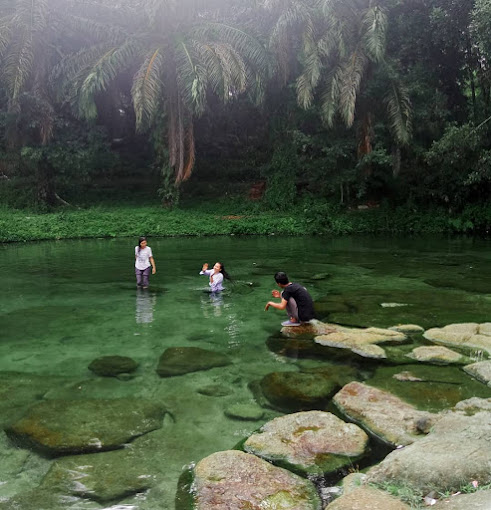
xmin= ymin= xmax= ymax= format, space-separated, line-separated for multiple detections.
xmin=135 ymin=246 xmax=153 ymax=270
xmin=200 ymin=269 xmax=224 ymax=292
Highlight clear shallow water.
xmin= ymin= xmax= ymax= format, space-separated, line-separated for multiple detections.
xmin=1 ymin=235 xmax=491 ymax=509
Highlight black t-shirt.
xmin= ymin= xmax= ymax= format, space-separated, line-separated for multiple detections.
xmin=281 ymin=282 xmax=315 ymax=321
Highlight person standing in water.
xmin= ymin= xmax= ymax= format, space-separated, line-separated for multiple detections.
xmin=265 ymin=271 xmax=315 ymax=326
xmin=200 ymin=262 xmax=231 ymax=292
xmin=135 ymin=236 xmax=156 ymax=289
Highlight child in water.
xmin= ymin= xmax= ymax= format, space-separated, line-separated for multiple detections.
xmin=200 ymin=262 xmax=231 ymax=292
xmin=135 ymin=236 xmax=156 ymax=289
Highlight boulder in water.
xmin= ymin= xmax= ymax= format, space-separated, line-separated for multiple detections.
xmin=424 ymin=323 xmax=491 ymax=355
xmin=6 ymin=398 xmax=166 ymax=456
xmin=244 ymin=411 xmax=368 ymax=476
xmin=464 ymin=360 xmax=491 ymax=387
xmin=326 ymin=486 xmax=411 ymax=510
xmin=88 ymin=356 xmax=139 ymax=377
xmin=406 ymin=346 xmax=468 ymax=365
xmin=366 ymin=397 xmax=491 ymax=493
xmin=333 ymin=382 xmax=438 ymax=446
xmin=156 ymin=347 xmax=231 ymax=377
xmin=190 ymin=450 xmax=322 ymax=509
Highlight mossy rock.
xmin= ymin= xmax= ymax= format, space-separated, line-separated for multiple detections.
xmin=156 ymin=347 xmax=231 ymax=377
xmin=6 ymin=398 xmax=166 ymax=456
xmin=259 ymin=370 xmax=340 ymax=412
xmin=88 ymin=356 xmax=139 ymax=377
xmin=224 ymin=402 xmax=264 ymax=421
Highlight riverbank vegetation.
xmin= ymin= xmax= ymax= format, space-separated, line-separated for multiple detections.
xmin=1 ymin=0 xmax=491 ymax=238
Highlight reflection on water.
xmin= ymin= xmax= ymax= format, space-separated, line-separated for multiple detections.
xmin=135 ymin=289 xmax=156 ymax=324
xmin=200 ymin=291 xmax=224 ymax=318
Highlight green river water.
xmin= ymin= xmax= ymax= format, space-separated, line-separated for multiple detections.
xmin=1 ymin=236 xmax=491 ymax=509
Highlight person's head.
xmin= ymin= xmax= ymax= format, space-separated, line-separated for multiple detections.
xmin=274 ymin=271 xmax=290 ymax=287
xmin=138 ymin=236 xmax=147 ymax=250
xmin=215 ymin=262 xmax=232 ymax=281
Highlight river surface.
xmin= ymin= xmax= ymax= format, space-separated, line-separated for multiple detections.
xmin=1 ymin=236 xmax=491 ymax=509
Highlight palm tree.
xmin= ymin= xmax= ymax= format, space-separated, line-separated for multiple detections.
xmin=55 ymin=0 xmax=270 ymax=189
xmin=265 ymin=0 xmax=412 ymax=158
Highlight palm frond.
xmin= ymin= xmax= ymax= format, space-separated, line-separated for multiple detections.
xmin=0 ymin=19 xmax=13 ymax=56
xmin=78 ymin=40 xmax=141 ymax=120
xmin=363 ymin=5 xmax=387 ymax=63
xmin=338 ymin=48 xmax=367 ymax=127
xmin=384 ymin=80 xmax=412 ymax=146
xmin=131 ymin=47 xmax=165 ymax=131
xmin=3 ymin=33 xmax=34 ymax=105
xmin=320 ymin=68 xmax=341 ymax=127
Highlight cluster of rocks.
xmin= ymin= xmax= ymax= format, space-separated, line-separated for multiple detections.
xmin=180 ymin=321 xmax=491 ymax=509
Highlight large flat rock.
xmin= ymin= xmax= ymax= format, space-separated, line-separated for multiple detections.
xmin=432 ymin=490 xmax=491 ymax=509
xmin=315 ymin=325 xmax=407 ymax=359
xmin=5 ymin=398 xmax=165 ymax=456
xmin=156 ymin=347 xmax=231 ymax=377
xmin=367 ymin=398 xmax=491 ymax=493
xmin=243 ymin=411 xmax=368 ymax=476
xmin=333 ymin=382 xmax=438 ymax=446
xmin=326 ymin=486 xmax=410 ymax=510
xmin=191 ymin=450 xmax=322 ymax=509
xmin=406 ymin=345 xmax=468 ymax=365
xmin=424 ymin=323 xmax=491 ymax=354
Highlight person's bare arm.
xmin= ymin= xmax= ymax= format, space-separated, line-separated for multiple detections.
xmin=150 ymin=256 xmax=156 ymax=274
xmin=265 ymin=298 xmax=288 ymax=311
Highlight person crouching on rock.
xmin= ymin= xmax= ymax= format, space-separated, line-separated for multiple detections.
xmin=200 ymin=262 xmax=232 ymax=292
xmin=265 ymin=271 xmax=315 ymax=327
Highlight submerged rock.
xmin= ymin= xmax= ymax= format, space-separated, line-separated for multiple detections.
xmin=326 ymin=486 xmax=410 ymax=510
xmin=191 ymin=450 xmax=322 ymax=509
xmin=424 ymin=322 xmax=491 ymax=354
xmin=432 ymin=490 xmax=491 ymax=509
xmin=333 ymin=382 xmax=438 ymax=446
xmin=41 ymin=447 xmax=157 ymax=502
xmin=0 ymin=488 xmax=99 ymax=510
xmin=224 ymin=402 xmax=264 ymax=421
xmin=196 ymin=384 xmax=233 ymax=397
xmin=315 ymin=325 xmax=407 ymax=359
xmin=406 ymin=345 xmax=468 ymax=365
xmin=88 ymin=356 xmax=138 ymax=377
xmin=6 ymin=398 xmax=165 ymax=456
xmin=0 ymin=371 xmax=71 ymax=428
xmin=243 ymin=411 xmax=368 ymax=476
xmin=393 ymin=371 xmax=425 ymax=382
xmin=366 ymin=398 xmax=491 ymax=493
xmin=156 ymin=347 xmax=231 ymax=377
xmin=259 ymin=370 xmax=340 ymax=412
xmin=464 ymin=360 xmax=491 ymax=387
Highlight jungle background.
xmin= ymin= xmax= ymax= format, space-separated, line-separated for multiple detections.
xmin=1 ymin=0 xmax=491 ymax=239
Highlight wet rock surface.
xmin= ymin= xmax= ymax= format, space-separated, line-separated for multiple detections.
xmin=406 ymin=345 xmax=468 ymax=365
xmin=424 ymin=322 xmax=491 ymax=354
xmin=224 ymin=402 xmax=264 ymax=421
xmin=259 ymin=370 xmax=340 ymax=412
xmin=88 ymin=355 xmax=139 ymax=377
xmin=366 ymin=398 xmax=491 ymax=493
xmin=315 ymin=324 xmax=407 ymax=359
xmin=191 ymin=450 xmax=322 ymax=509
xmin=464 ymin=360 xmax=491 ymax=386
xmin=326 ymin=486 xmax=411 ymax=510
xmin=243 ymin=411 xmax=368 ymax=476
xmin=389 ymin=324 xmax=424 ymax=334
xmin=5 ymin=398 xmax=166 ymax=456
xmin=333 ymin=382 xmax=438 ymax=446
xmin=156 ymin=347 xmax=231 ymax=377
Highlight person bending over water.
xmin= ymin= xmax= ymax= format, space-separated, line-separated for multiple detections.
xmin=135 ymin=236 xmax=156 ymax=289
xmin=200 ymin=262 xmax=231 ymax=292
xmin=265 ymin=271 xmax=315 ymax=326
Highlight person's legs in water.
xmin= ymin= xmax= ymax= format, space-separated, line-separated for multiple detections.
xmin=283 ymin=297 xmax=301 ymax=326
xmin=142 ymin=266 xmax=151 ymax=288
xmin=135 ymin=267 xmax=143 ymax=287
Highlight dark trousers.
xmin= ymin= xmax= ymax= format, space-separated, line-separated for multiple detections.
xmin=135 ymin=266 xmax=151 ymax=287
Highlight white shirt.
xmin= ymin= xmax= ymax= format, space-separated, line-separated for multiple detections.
xmin=200 ymin=269 xmax=224 ymax=292
xmin=135 ymin=246 xmax=153 ymax=270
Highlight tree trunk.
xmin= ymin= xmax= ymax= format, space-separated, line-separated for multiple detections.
xmin=392 ymin=145 xmax=401 ymax=178
xmin=37 ymin=155 xmax=56 ymax=207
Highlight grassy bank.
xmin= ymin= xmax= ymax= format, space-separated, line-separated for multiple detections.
xmin=1 ymin=200 xmax=491 ymax=242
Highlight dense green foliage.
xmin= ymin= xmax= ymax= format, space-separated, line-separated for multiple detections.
xmin=0 ymin=0 xmax=490 ymax=236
